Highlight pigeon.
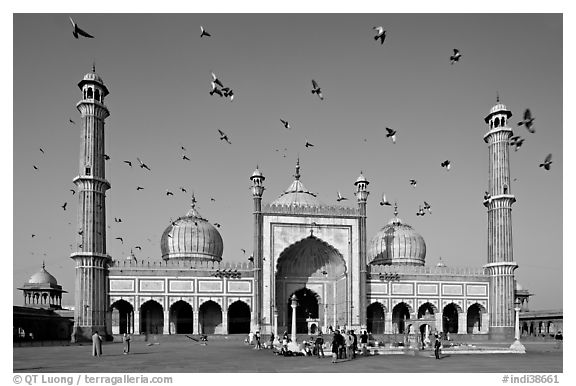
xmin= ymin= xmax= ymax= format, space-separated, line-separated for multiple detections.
xmin=69 ymin=119 xmax=76 ymax=124
xmin=134 ymin=246 xmax=142 ymax=250
xmin=180 ymin=187 xmax=187 ymax=192
xmin=373 ymin=26 xmax=386 ymax=44
xmin=450 ymin=49 xmax=462 ymax=65
xmin=78 ymin=230 xmax=84 ymax=235
xmin=137 ymin=157 xmax=151 ymax=171
xmin=70 ymin=189 xmax=76 ymax=195
xmin=336 ymin=191 xmax=348 ymax=202
xmin=114 ymin=217 xmax=122 ymax=223
xmin=200 ymin=26 xmax=211 ymax=38
xmin=183 ymin=155 xmax=190 ymax=161
xmin=210 ymin=82 xmax=224 ymax=97
xmin=62 ymin=202 xmax=67 ymax=210
xmin=211 ymin=72 xmax=224 ymax=88
xmin=123 ymin=160 xmax=132 ymax=167
xmin=385 ymin=127 xmax=396 ymax=143
xmin=423 ymin=201 xmax=432 ymax=214
xmin=441 ymin=160 xmax=451 ymax=171
xmin=218 ymin=129 xmax=231 ymax=144
xmin=509 ymin=136 xmax=524 ymax=151
xmin=39 ymin=148 xmax=45 ymax=154
xmin=241 ymin=249 xmax=246 ymax=254
xmin=484 ymin=191 xmax=491 ymax=200
xmin=379 ymin=194 xmax=391 ymax=206
xmin=539 ymin=154 xmax=552 ymax=170
xmin=210 ymin=197 xmax=216 ymax=202
xmin=103 ymin=154 xmax=110 ymax=160
xmin=69 ymin=17 xmax=95 ymax=39
xmin=409 ymin=179 xmax=417 ymax=188
xmin=416 ymin=206 xmax=425 ymax=216
xmin=280 ymin=119 xmax=291 ymax=129
xmin=136 ymin=186 xmax=144 ymax=190
xmin=305 ymin=140 xmax=314 ymax=148
xmin=166 ymin=191 xmax=174 ymax=196
xmin=115 ymin=237 xmax=124 ymax=244
xmin=311 ymin=80 xmax=324 ymax=100
xmin=214 ymin=223 xmax=221 ymax=228
xmin=517 ymin=109 xmax=535 ymax=133
xmin=33 ymin=165 xmax=38 ymax=170
xmin=181 ymin=146 xmax=186 ymax=151
xmin=248 ymin=255 xmax=254 ymax=263
xmin=221 ymin=87 xmax=234 ymax=100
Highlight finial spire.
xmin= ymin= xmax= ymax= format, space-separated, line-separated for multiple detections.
xmin=496 ymin=91 xmax=500 ymax=103
xmin=294 ymin=157 xmax=301 ymax=180
xmin=394 ymin=202 xmax=398 ymax=217
xmin=92 ymin=61 xmax=96 ymax=73
xmin=42 ymin=261 xmax=45 ymax=270
xmin=191 ymin=192 xmax=197 ymax=208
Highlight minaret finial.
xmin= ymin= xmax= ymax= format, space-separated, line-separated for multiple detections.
xmin=496 ymin=91 xmax=500 ymax=103
xmin=294 ymin=157 xmax=301 ymax=180
xmin=92 ymin=61 xmax=96 ymax=73
xmin=191 ymin=192 xmax=197 ymax=208
xmin=394 ymin=202 xmax=398 ymax=217
xmin=42 ymin=261 xmax=45 ymax=270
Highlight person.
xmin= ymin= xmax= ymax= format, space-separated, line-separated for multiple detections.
xmin=351 ymin=330 xmax=357 ymax=359
xmin=122 ymin=332 xmax=131 ymax=354
xmin=330 ymin=332 xmax=339 ymax=363
xmin=92 ymin=331 xmax=103 ymax=357
xmin=346 ymin=331 xmax=355 ymax=360
xmin=338 ymin=330 xmax=346 ymax=359
xmin=315 ymin=333 xmax=325 ymax=358
xmin=269 ymin=332 xmax=275 ymax=349
xmin=360 ymin=330 xmax=369 ymax=355
xmin=255 ymin=331 xmax=262 ymax=350
xmin=281 ymin=334 xmax=289 ymax=355
xmin=248 ymin=331 xmax=254 ymax=346
xmin=434 ymin=334 xmax=441 ymax=360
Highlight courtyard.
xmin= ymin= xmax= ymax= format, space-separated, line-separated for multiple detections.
xmin=13 ymin=339 xmax=562 ymax=373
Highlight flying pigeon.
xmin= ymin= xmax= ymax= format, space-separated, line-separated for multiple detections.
xmin=373 ymin=26 xmax=386 ymax=44
xmin=200 ymin=26 xmax=211 ymax=38
xmin=450 ymin=49 xmax=462 ymax=65
xmin=517 ymin=109 xmax=535 ymax=133
xmin=336 ymin=191 xmax=348 ymax=202
xmin=311 ymin=80 xmax=324 ymax=100
xmin=210 ymin=197 xmax=216 ymax=202
xmin=181 ymin=146 xmax=186 ymax=151
xmin=409 ymin=179 xmax=417 ymax=188
xmin=280 ymin=119 xmax=291 ymax=129
xmin=115 ymin=237 xmax=124 ymax=244
xmin=509 ymin=136 xmax=525 ymax=151
xmin=484 ymin=191 xmax=491 ymax=200
xmin=241 ymin=249 xmax=246 ymax=254
xmin=114 ymin=217 xmax=122 ymax=223
xmin=103 ymin=154 xmax=110 ymax=160
xmin=70 ymin=189 xmax=76 ymax=195
xmin=166 ymin=191 xmax=174 ymax=196
xmin=69 ymin=17 xmax=95 ymax=39
xmin=441 ymin=160 xmax=451 ymax=171
xmin=210 ymin=82 xmax=224 ymax=97
xmin=416 ymin=206 xmax=425 ymax=216
xmin=539 ymin=154 xmax=552 ymax=170
xmin=218 ymin=129 xmax=231 ymax=144
xmin=39 ymin=148 xmax=45 ymax=154
xmin=214 ymin=223 xmax=221 ymax=228
xmin=211 ymin=72 xmax=224 ymax=88
xmin=385 ymin=127 xmax=396 ymax=143
xmin=137 ymin=157 xmax=151 ymax=171
xmin=62 ymin=202 xmax=67 ymax=210
xmin=305 ymin=140 xmax=314 ymax=148
xmin=183 ymin=155 xmax=190 ymax=161
xmin=134 ymin=246 xmax=142 ymax=250
xmin=180 ymin=187 xmax=187 ymax=192
xmin=136 ymin=186 xmax=144 ymax=190
xmin=69 ymin=119 xmax=76 ymax=124
xmin=379 ymin=194 xmax=391 ymax=206
xmin=248 ymin=255 xmax=254 ymax=263
xmin=423 ymin=201 xmax=432 ymax=214
xmin=123 ymin=160 xmax=132 ymax=167
xmin=33 ymin=165 xmax=38 ymax=170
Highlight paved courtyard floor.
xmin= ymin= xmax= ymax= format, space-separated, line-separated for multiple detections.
xmin=13 ymin=340 xmax=562 ymax=373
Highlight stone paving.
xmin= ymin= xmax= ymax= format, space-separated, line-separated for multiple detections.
xmin=13 ymin=340 xmax=562 ymax=373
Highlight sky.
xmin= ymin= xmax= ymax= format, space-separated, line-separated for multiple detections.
xmin=11 ymin=12 xmax=563 ymax=311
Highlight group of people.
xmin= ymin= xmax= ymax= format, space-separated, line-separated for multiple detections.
xmin=246 ymin=330 xmax=262 ymax=349
xmin=329 ymin=329 xmax=369 ymax=363
xmin=90 ymin=331 xmax=131 ymax=357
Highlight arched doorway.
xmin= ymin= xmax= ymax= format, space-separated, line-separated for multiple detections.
xmin=170 ymin=301 xmax=193 ymax=334
xmin=140 ymin=300 xmax=164 ymax=334
xmin=367 ymin=302 xmax=385 ymax=334
xmin=111 ymin=299 xmax=134 ymax=334
xmin=275 ymin=235 xmax=347 ymax=332
xmin=392 ymin=303 xmax=411 ymax=334
xmin=228 ymin=301 xmax=250 ymax=334
xmin=466 ymin=303 xmax=485 ymax=334
xmin=288 ymin=287 xmax=319 ymax=334
xmin=418 ymin=303 xmax=436 ymax=319
xmin=199 ymin=301 xmax=222 ymax=334
xmin=443 ymin=303 xmax=460 ymax=334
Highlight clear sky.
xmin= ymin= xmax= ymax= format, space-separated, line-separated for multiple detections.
xmin=12 ymin=12 xmax=563 ymax=311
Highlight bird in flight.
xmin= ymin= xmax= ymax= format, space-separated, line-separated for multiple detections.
xmin=248 ymin=255 xmax=254 ymax=263
xmin=539 ymin=154 xmax=552 ymax=170
xmin=69 ymin=119 xmax=76 ymax=124
xmin=509 ymin=136 xmax=524 ymax=151
xmin=166 ymin=191 xmax=174 ymax=196
xmin=211 ymin=72 xmax=224 ymax=88
xmin=115 ymin=237 xmax=124 ymax=244
xmin=336 ymin=191 xmax=348 ymax=202
xmin=305 ymin=139 xmax=314 ymax=148
xmin=385 ymin=127 xmax=396 ymax=143
xmin=69 ymin=17 xmax=95 ymax=39
xmin=183 ymin=155 xmax=190 ymax=161
xmin=517 ymin=109 xmax=535 ymax=133
xmin=311 ymin=80 xmax=324 ymax=100
xmin=218 ymin=129 xmax=231 ymax=144
xmin=180 ymin=187 xmax=187 ymax=193
xmin=450 ymin=49 xmax=462 ymax=65
xmin=62 ymin=202 xmax=67 ymax=210
xmin=484 ymin=191 xmax=491 ymax=200
xmin=104 ymin=154 xmax=110 ymax=160
xmin=409 ymin=179 xmax=417 ymax=188
xmin=181 ymin=146 xmax=186 ymax=152
xmin=136 ymin=186 xmax=144 ymax=190
xmin=416 ymin=206 xmax=425 ymax=216
xmin=137 ymin=157 xmax=151 ymax=171
xmin=33 ymin=165 xmax=38 ymax=170
xmin=70 ymin=189 xmax=76 ymax=195
xmin=200 ymin=26 xmax=211 ymax=38
xmin=423 ymin=201 xmax=432 ymax=214
xmin=134 ymin=246 xmax=142 ymax=250
xmin=379 ymin=194 xmax=391 ymax=206
xmin=240 ymin=248 xmax=246 ymax=254
xmin=39 ymin=148 xmax=45 ymax=154
xmin=280 ymin=119 xmax=291 ymax=129
xmin=123 ymin=160 xmax=132 ymax=167
xmin=373 ymin=26 xmax=386 ymax=44
xmin=214 ymin=223 xmax=221 ymax=228
xmin=441 ymin=160 xmax=451 ymax=171
xmin=210 ymin=82 xmax=224 ymax=97
xmin=114 ymin=217 xmax=122 ymax=223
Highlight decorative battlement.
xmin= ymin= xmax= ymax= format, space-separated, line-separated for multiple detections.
xmin=368 ymin=264 xmax=488 ymax=277
xmin=263 ymin=203 xmax=359 ymax=217
xmin=109 ymin=259 xmax=253 ymax=271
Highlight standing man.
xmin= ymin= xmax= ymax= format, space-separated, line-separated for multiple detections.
xmin=248 ymin=331 xmax=254 ymax=346
xmin=92 ymin=331 xmax=103 ymax=357
xmin=315 ymin=332 xmax=325 ymax=358
xmin=254 ymin=331 xmax=262 ymax=350
xmin=122 ymin=332 xmax=131 ymax=354
xmin=434 ymin=334 xmax=441 ymax=360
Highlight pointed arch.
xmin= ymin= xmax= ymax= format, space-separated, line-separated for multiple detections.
xmin=110 ymin=299 xmax=134 ymax=334
xmin=417 ymin=302 xmax=438 ymax=318
xmin=169 ymin=300 xmax=193 ymax=334
xmin=140 ymin=300 xmax=164 ymax=335
xmin=443 ymin=302 xmax=462 ymax=334
xmin=199 ymin=300 xmax=222 ymax=334
xmin=392 ymin=302 xmax=412 ymax=334
xmin=228 ymin=300 xmax=251 ymax=334
xmin=367 ymin=302 xmax=386 ymax=334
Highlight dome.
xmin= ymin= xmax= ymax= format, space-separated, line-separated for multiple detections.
xmin=251 ymin=167 xmax=264 ymax=180
xmin=28 ymin=263 xmax=58 ymax=285
xmin=484 ymin=98 xmax=512 ymax=123
xmin=355 ymin=173 xmax=368 ymax=185
xmin=77 ymin=65 xmax=109 ymax=96
xmin=368 ymin=215 xmax=426 ymax=266
xmin=271 ymin=159 xmax=323 ymax=207
xmin=489 ymin=103 xmax=509 ymax=115
xmin=160 ymin=196 xmax=223 ymax=262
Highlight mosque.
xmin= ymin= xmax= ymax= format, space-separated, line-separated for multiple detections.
xmin=48 ymin=68 xmax=532 ymax=342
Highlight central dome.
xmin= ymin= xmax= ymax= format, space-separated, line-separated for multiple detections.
xmin=368 ymin=212 xmax=426 ymax=266
xmin=271 ymin=158 xmax=324 ymax=207
xmin=160 ymin=196 xmax=223 ymax=262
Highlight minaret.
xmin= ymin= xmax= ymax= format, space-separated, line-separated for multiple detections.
xmin=70 ymin=65 xmax=111 ymax=341
xmin=482 ymin=97 xmax=517 ymax=339
xmin=354 ymin=171 xmax=369 ymax=328
xmin=250 ymin=165 xmax=265 ymax=331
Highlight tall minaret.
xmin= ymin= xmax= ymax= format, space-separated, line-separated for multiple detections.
xmin=482 ymin=97 xmax=517 ymax=339
xmin=70 ymin=65 xmax=111 ymax=341
xmin=250 ymin=165 xmax=265 ymax=331
xmin=354 ymin=172 xmax=369 ymax=328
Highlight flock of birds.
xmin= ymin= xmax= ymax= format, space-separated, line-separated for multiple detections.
xmin=26 ymin=17 xmax=556 ymax=266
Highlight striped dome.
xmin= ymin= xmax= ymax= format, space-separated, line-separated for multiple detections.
xmin=369 ymin=216 xmax=426 ymax=266
xmin=160 ymin=197 xmax=223 ymax=262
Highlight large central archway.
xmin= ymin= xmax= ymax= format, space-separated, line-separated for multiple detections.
xmin=287 ymin=287 xmax=320 ymax=334
xmin=275 ymin=235 xmax=347 ymax=333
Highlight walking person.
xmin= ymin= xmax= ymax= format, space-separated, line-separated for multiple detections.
xmin=434 ymin=334 xmax=441 ymax=359
xmin=269 ymin=332 xmax=275 ymax=349
xmin=346 ymin=331 xmax=354 ymax=360
xmin=330 ymin=331 xmax=339 ymax=363
xmin=122 ymin=332 xmax=131 ymax=354
xmin=248 ymin=331 xmax=254 ymax=346
xmin=315 ymin=333 xmax=325 ymax=358
xmin=360 ymin=330 xmax=369 ymax=355
xmin=255 ymin=331 xmax=262 ymax=350
xmin=92 ymin=331 xmax=103 ymax=357
xmin=351 ymin=330 xmax=357 ymax=359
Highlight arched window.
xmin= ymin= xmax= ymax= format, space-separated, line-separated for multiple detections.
xmin=87 ymin=87 xmax=93 ymax=99
xmin=494 ymin=117 xmax=500 ymax=128
xmin=503 ymin=184 xmax=508 ymax=194
xmin=95 ymin=89 xmax=100 ymax=102
xmin=502 ymin=117 xmax=506 ymax=126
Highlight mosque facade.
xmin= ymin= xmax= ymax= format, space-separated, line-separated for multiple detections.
xmin=69 ymin=68 xmax=526 ymax=342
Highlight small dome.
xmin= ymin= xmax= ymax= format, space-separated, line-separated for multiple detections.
xmin=78 ymin=65 xmax=109 ymax=96
xmin=271 ymin=159 xmax=323 ymax=207
xmin=160 ymin=196 xmax=223 ymax=262
xmin=355 ymin=173 xmax=368 ymax=185
xmin=489 ymin=103 xmax=509 ymax=115
xmin=369 ymin=216 xmax=426 ymax=266
xmin=251 ymin=167 xmax=264 ymax=180
xmin=28 ymin=263 xmax=58 ymax=285
xmin=83 ymin=71 xmax=104 ymax=84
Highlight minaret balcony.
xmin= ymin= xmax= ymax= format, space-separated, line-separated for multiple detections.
xmin=483 ymin=193 xmax=516 ymax=207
